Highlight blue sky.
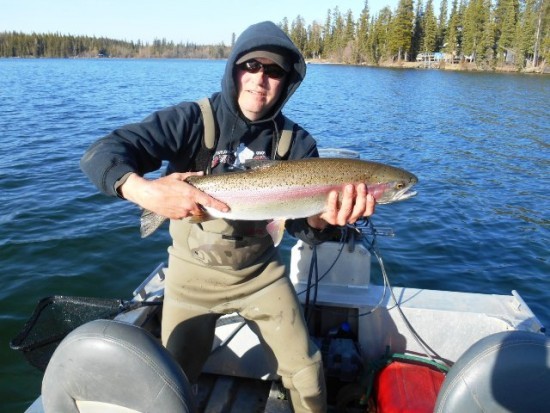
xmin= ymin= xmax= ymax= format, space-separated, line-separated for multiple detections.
xmin=1 ymin=0 xmax=395 ymax=45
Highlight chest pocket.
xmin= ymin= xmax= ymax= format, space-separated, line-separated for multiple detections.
xmin=187 ymin=220 xmax=274 ymax=271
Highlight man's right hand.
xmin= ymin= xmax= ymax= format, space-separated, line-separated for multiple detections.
xmin=119 ymin=172 xmax=229 ymax=219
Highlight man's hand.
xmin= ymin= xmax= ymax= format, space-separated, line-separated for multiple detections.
xmin=307 ymin=183 xmax=375 ymax=230
xmin=119 ymin=172 xmax=229 ymax=219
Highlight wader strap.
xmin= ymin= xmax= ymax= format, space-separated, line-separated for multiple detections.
xmin=195 ymin=97 xmax=217 ymax=174
xmin=195 ymin=98 xmax=295 ymax=171
xmin=276 ymin=116 xmax=295 ymax=160
xmin=197 ymin=97 xmax=216 ymax=150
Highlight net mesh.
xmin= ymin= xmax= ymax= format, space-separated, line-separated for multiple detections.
xmin=10 ymin=296 xmax=125 ymax=371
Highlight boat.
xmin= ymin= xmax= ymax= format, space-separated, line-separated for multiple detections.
xmin=11 ymin=149 xmax=549 ymax=412
xmin=13 ymin=219 xmax=549 ymax=413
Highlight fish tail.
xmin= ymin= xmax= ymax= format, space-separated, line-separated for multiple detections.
xmin=140 ymin=209 xmax=167 ymax=238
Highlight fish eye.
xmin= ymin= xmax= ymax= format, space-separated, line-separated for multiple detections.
xmin=396 ymin=183 xmax=404 ymax=189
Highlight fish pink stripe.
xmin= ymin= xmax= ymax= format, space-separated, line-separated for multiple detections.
xmin=208 ymin=184 xmax=342 ymax=204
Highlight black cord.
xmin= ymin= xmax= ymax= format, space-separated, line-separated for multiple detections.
xmin=304 ymin=245 xmax=318 ymax=322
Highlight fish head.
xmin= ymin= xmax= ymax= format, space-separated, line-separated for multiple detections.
xmin=369 ymin=173 xmax=418 ymax=205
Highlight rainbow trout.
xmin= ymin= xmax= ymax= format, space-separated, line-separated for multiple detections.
xmin=140 ymin=158 xmax=418 ymax=244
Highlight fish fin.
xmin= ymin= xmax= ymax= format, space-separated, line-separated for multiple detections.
xmin=266 ymin=219 xmax=286 ymax=247
xmin=141 ymin=209 xmax=217 ymax=237
xmin=186 ymin=210 xmax=216 ymax=224
xmin=140 ymin=209 xmax=167 ymax=238
xmin=225 ymin=164 xmax=247 ymax=172
xmin=243 ymin=159 xmax=281 ymax=170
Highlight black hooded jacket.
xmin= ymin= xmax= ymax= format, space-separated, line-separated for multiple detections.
xmin=80 ymin=21 xmax=331 ymax=243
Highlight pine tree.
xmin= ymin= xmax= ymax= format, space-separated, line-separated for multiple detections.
xmin=390 ymin=0 xmax=415 ymax=61
xmin=356 ymin=0 xmax=371 ymax=63
xmin=307 ymin=21 xmax=324 ymax=59
xmin=516 ymin=0 xmax=538 ymax=65
xmin=444 ymin=0 xmax=462 ymax=60
xmin=438 ymin=0 xmax=449 ymax=50
xmin=323 ymin=9 xmax=333 ymax=58
xmin=332 ymin=6 xmax=346 ymax=58
xmin=290 ymin=15 xmax=308 ymax=52
xmin=495 ymin=0 xmax=520 ymax=63
xmin=412 ymin=0 xmax=425 ymax=58
xmin=423 ymin=0 xmax=439 ymax=52
xmin=342 ymin=9 xmax=356 ymax=62
xmin=370 ymin=7 xmax=394 ymax=62
xmin=532 ymin=0 xmax=549 ymax=65
xmin=482 ymin=0 xmax=497 ymax=63
xmin=280 ymin=17 xmax=290 ymax=36
xmin=462 ymin=0 xmax=492 ymax=62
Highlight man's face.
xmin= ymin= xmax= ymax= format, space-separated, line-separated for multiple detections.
xmin=236 ymin=58 xmax=287 ymax=121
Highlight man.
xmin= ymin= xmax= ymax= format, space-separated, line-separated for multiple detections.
xmin=81 ymin=21 xmax=374 ymax=412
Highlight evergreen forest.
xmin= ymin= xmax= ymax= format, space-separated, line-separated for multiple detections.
xmin=1 ymin=0 xmax=548 ymax=72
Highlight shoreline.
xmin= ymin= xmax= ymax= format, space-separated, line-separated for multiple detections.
xmin=3 ymin=56 xmax=548 ymax=75
xmin=306 ymin=58 xmax=549 ymax=75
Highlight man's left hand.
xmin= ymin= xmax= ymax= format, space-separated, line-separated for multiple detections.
xmin=307 ymin=183 xmax=375 ymax=230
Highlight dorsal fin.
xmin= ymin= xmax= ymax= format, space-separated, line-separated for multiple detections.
xmin=243 ymin=159 xmax=281 ymax=170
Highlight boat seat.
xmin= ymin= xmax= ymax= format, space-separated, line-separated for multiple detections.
xmin=434 ymin=330 xmax=550 ymax=413
xmin=42 ymin=319 xmax=196 ymax=413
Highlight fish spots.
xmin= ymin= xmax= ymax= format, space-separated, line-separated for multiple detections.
xmin=142 ymin=158 xmax=416 ymax=237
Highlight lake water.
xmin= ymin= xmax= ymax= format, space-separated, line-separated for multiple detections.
xmin=1 ymin=59 xmax=548 ymax=411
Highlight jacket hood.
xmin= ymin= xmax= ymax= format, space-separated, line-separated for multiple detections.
xmin=221 ymin=21 xmax=306 ymax=123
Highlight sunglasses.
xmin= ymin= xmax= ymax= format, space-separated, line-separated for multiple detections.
xmin=237 ymin=59 xmax=287 ymax=79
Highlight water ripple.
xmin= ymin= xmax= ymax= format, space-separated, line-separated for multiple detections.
xmin=1 ymin=59 xmax=548 ymax=410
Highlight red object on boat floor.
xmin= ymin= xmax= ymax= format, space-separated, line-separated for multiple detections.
xmin=374 ymin=360 xmax=445 ymax=413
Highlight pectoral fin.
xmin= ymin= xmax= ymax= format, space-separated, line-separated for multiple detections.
xmin=140 ymin=209 xmax=214 ymax=238
xmin=266 ymin=219 xmax=286 ymax=247
xmin=186 ymin=211 xmax=216 ymax=224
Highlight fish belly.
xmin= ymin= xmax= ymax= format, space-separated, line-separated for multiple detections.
xmin=204 ymin=185 xmax=334 ymax=221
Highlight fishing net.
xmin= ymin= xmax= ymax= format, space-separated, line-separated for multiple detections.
xmin=10 ymin=295 xmax=126 ymax=372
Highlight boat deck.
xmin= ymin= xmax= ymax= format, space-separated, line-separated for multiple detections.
xmin=22 ymin=241 xmax=546 ymax=413
xmin=196 ymin=373 xmax=290 ymax=413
